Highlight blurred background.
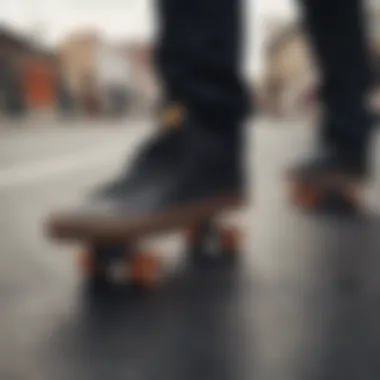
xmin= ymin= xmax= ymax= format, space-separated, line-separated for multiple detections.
xmin=2 ymin=2 xmax=380 ymax=379
xmin=0 ymin=0 xmax=380 ymax=124
xmin=0 ymin=0 xmax=159 ymax=122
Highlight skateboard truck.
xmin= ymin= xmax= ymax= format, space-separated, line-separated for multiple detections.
xmin=77 ymin=220 xmax=240 ymax=288
xmin=185 ymin=220 xmax=240 ymax=263
xmin=49 ymin=194 xmax=244 ymax=290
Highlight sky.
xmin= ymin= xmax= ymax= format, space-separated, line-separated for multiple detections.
xmin=1 ymin=0 xmax=297 ymax=77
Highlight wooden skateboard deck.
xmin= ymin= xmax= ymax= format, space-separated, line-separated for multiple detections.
xmin=286 ymin=172 xmax=363 ymax=212
xmin=46 ymin=193 xmax=244 ymax=288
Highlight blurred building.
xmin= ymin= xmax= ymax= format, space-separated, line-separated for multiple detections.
xmin=369 ymin=7 xmax=380 ymax=113
xmin=0 ymin=27 xmax=29 ymax=117
xmin=96 ymin=43 xmax=131 ymax=117
xmin=0 ymin=26 xmax=58 ymax=118
xmin=58 ymin=30 xmax=136 ymax=117
xmin=259 ymin=22 xmax=317 ymax=118
xmin=58 ymin=31 xmax=102 ymax=115
xmin=22 ymin=51 xmax=58 ymax=116
xmin=260 ymin=10 xmax=380 ymax=118
xmin=121 ymin=42 xmax=159 ymax=116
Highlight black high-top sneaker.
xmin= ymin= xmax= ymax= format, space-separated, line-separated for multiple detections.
xmin=94 ymin=102 xmax=186 ymax=198
xmin=84 ymin=97 xmax=244 ymax=210
xmin=287 ymin=150 xmax=366 ymax=213
xmin=47 ymin=104 xmax=245 ymax=286
xmin=48 ymin=104 xmax=244 ymax=242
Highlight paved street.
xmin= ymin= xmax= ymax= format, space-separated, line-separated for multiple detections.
xmin=1 ymin=117 xmax=380 ymax=380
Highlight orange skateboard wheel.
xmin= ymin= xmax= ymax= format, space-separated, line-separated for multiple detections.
xmin=219 ymin=226 xmax=240 ymax=252
xmin=129 ymin=251 xmax=162 ymax=288
xmin=78 ymin=248 xmax=95 ymax=276
xmin=291 ymin=184 xmax=321 ymax=209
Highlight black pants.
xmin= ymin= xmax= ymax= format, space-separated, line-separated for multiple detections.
xmin=155 ymin=0 xmax=373 ymax=169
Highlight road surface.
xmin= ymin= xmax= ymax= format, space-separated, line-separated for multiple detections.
xmin=1 ymin=118 xmax=380 ymax=380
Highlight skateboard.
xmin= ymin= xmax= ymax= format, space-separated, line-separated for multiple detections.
xmin=46 ymin=193 xmax=244 ymax=288
xmin=287 ymin=171 xmax=363 ymax=212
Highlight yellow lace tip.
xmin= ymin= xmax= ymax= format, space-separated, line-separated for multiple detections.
xmin=161 ymin=103 xmax=184 ymax=129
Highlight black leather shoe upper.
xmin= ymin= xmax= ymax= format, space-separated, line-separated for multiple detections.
xmin=86 ymin=117 xmax=242 ymax=218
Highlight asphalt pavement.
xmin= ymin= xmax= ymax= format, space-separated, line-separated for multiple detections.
xmin=1 ymin=117 xmax=380 ymax=380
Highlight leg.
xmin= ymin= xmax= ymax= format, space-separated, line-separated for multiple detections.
xmin=49 ymin=0 xmax=247 ymax=244
xmin=301 ymin=0 xmax=373 ymax=175
xmin=155 ymin=0 xmax=250 ymax=132
xmin=136 ymin=0 xmax=249 ymax=203
xmin=289 ymin=0 xmax=374 ymax=211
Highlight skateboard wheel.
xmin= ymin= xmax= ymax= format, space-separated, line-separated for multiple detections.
xmin=219 ymin=226 xmax=240 ymax=253
xmin=185 ymin=223 xmax=240 ymax=260
xmin=78 ymin=248 xmax=96 ymax=276
xmin=129 ymin=252 xmax=162 ymax=288
xmin=290 ymin=183 xmax=321 ymax=209
xmin=184 ymin=225 xmax=199 ymax=244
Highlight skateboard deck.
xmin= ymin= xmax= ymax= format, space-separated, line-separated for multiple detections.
xmin=285 ymin=166 xmax=364 ymax=212
xmin=288 ymin=179 xmax=362 ymax=212
xmin=46 ymin=192 xmax=244 ymax=288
